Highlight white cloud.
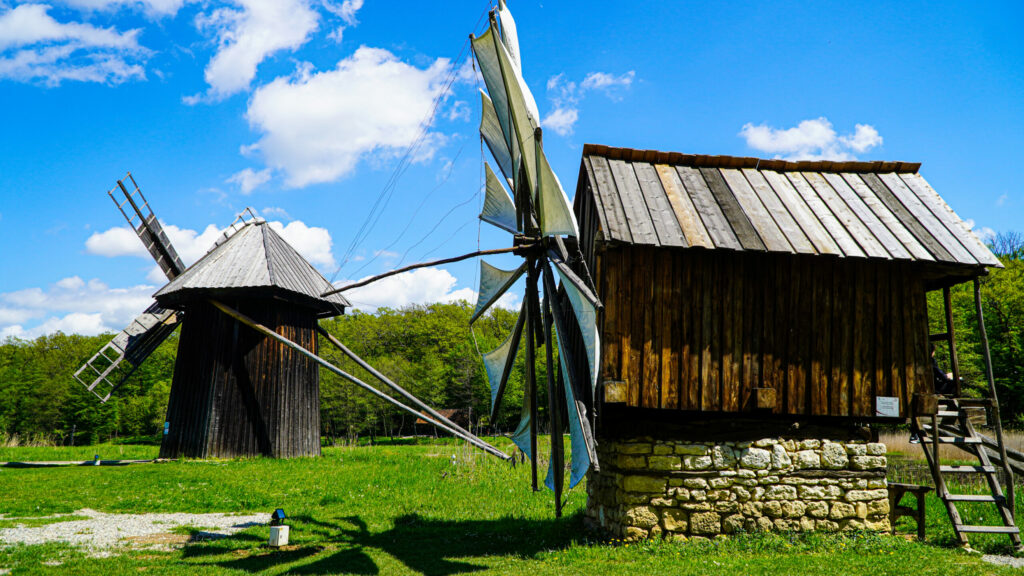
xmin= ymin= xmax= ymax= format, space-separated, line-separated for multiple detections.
xmin=997 ymin=193 xmax=1009 ymax=207
xmin=342 ymin=266 xmax=483 ymax=312
xmin=244 ymin=46 xmax=452 ymax=187
xmin=227 ymin=167 xmax=271 ymax=194
xmin=56 ymin=0 xmax=187 ymax=17
xmin=322 ymin=0 xmax=362 ymax=43
xmin=447 ymin=99 xmax=470 ymax=122
xmin=0 ymin=276 xmax=156 ymax=338
xmin=964 ymin=219 xmax=997 ymax=244
xmin=87 ymin=217 xmax=335 ymax=278
xmin=542 ymin=70 xmax=634 ymax=136
xmin=541 ymin=107 xmax=578 ymax=137
xmin=268 ymin=220 xmax=335 ymax=268
xmin=189 ymin=0 xmax=319 ymax=102
xmin=261 ymin=206 xmax=291 ymax=220
xmin=0 ymin=4 xmax=147 ymax=85
xmin=739 ymin=117 xmax=883 ymax=161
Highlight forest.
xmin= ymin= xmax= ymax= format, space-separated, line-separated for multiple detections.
xmin=0 ymin=234 xmax=1020 ymax=446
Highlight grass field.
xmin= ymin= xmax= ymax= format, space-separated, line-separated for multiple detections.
xmin=0 ymin=437 xmax=1021 ymax=575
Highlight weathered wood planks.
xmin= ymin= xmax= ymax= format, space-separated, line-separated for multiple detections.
xmin=597 ymin=248 xmax=928 ymax=419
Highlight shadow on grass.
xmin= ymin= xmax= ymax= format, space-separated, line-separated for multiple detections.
xmin=186 ymin=512 xmax=587 ymax=575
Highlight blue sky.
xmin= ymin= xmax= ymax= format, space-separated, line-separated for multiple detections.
xmin=0 ymin=0 xmax=1021 ymax=338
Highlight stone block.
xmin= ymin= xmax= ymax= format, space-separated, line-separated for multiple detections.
xmin=709 ymin=477 xmax=733 ymax=489
xmin=740 ymin=447 xmax=772 ymax=470
xmin=840 ymin=518 xmax=866 ymax=531
xmin=866 ymin=443 xmax=887 ymax=456
xmin=713 ymin=445 xmax=737 ymax=469
xmin=845 ymin=489 xmax=888 ymax=502
xmin=796 ymin=450 xmax=821 ymax=469
xmin=650 ymin=497 xmax=674 ymax=507
xmin=723 ymin=514 xmax=746 ymax=534
xmin=623 ymin=475 xmax=666 ymax=493
xmin=653 ymin=444 xmax=674 ymax=455
xmin=690 ymin=512 xmax=722 ymax=535
xmin=715 ymin=501 xmax=739 ymax=514
xmin=756 ymin=516 xmax=774 ymax=531
xmin=691 ymin=490 xmax=707 ymax=502
xmin=850 ymin=456 xmax=887 ymax=470
xmin=845 ymin=443 xmax=867 ymax=456
xmin=763 ymin=501 xmax=783 ymax=518
xmin=683 ymin=478 xmax=709 ymax=490
xmin=737 ymin=469 xmax=757 ymax=479
xmin=675 ymin=444 xmax=710 ymax=456
xmin=661 ymin=508 xmax=688 ymax=532
xmin=799 ymin=439 xmax=821 ymax=450
xmin=624 ymin=506 xmax=659 ymax=529
xmin=821 ymin=442 xmax=849 ymax=469
xmin=799 ymin=486 xmax=826 ymax=499
xmin=806 ymin=501 xmax=829 ymax=518
xmin=733 ymin=486 xmax=751 ymax=502
xmin=683 ymin=455 xmax=713 ymax=470
xmin=829 ymin=502 xmax=856 ymax=520
xmin=673 ymin=488 xmax=691 ymax=501
xmin=867 ymin=478 xmax=887 ymax=489
xmin=782 ymin=500 xmax=806 ymax=518
xmin=681 ymin=502 xmax=713 ymax=512
xmin=865 ymin=517 xmax=891 ymax=532
xmin=624 ymin=526 xmax=648 ymax=540
xmin=799 ymin=517 xmax=816 ymax=531
xmin=816 ymin=519 xmax=839 ymax=531
xmin=619 ymin=442 xmax=652 ymax=455
xmin=867 ymin=499 xmax=890 ymax=515
xmin=648 ymin=455 xmax=682 ymax=471
xmin=772 ymin=444 xmax=792 ymax=470
xmin=617 ymin=455 xmax=647 ymax=469
xmin=765 ymin=485 xmax=798 ymax=500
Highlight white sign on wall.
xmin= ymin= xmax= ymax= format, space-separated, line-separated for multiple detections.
xmin=875 ymin=397 xmax=900 ymax=418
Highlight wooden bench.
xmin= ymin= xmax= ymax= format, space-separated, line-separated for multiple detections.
xmin=888 ymin=482 xmax=932 ymax=540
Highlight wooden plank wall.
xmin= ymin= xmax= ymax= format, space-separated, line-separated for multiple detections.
xmin=159 ymin=298 xmax=322 ymax=459
xmin=597 ymin=247 xmax=929 ymax=418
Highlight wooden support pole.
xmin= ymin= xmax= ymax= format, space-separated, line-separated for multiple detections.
xmin=316 ymin=326 xmax=504 ymax=458
xmin=974 ymin=278 xmax=1014 ymax=520
xmin=524 ymin=258 xmax=540 ymax=491
xmin=542 ymin=286 xmax=564 ymax=518
xmin=208 ymin=299 xmax=511 ymax=461
xmin=943 ymin=287 xmax=961 ymax=396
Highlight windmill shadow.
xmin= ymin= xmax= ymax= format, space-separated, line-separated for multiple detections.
xmin=192 ymin=512 xmax=588 ymax=575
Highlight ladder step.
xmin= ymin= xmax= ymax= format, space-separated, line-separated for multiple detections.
xmin=921 ymin=436 xmax=982 ymax=444
xmin=936 ymin=411 xmax=961 ymax=417
xmin=940 ymin=465 xmax=997 ymax=473
xmin=955 ymin=525 xmax=1020 ymax=534
xmin=945 ymin=494 xmax=1004 ymax=502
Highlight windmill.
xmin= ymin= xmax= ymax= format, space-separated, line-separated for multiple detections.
xmin=470 ymin=1 xmax=603 ymax=516
xmin=75 ymin=174 xmax=509 ymax=461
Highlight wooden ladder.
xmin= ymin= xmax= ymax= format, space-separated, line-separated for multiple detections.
xmin=913 ymin=283 xmax=1020 ymax=549
xmin=914 ymin=398 xmax=1020 ymax=548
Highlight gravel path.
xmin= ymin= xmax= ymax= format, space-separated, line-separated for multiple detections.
xmin=982 ymin=554 xmax=1024 ymax=568
xmin=0 ymin=509 xmax=268 ymax=551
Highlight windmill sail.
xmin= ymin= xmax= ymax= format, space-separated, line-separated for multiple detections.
xmin=481 ymin=301 xmax=526 ymax=418
xmin=553 ymin=264 xmax=600 ymax=395
xmin=73 ymin=302 xmax=181 ymax=402
xmin=471 ymin=261 xmax=527 ymax=323
xmin=535 ymin=139 xmax=579 ymax=237
xmin=481 ymin=163 xmax=518 ymax=234
xmin=74 ymin=174 xmax=188 ymax=402
xmin=480 ymin=91 xmax=515 ymax=186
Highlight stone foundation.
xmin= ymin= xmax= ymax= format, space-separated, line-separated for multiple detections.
xmin=585 ymin=436 xmax=890 ymax=540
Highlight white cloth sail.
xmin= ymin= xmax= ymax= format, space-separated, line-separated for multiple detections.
xmin=481 ymin=304 xmax=523 ymax=413
xmin=471 ymin=22 xmax=540 ymax=196
xmin=480 ymin=90 xmax=515 ymax=186
xmin=543 ymin=329 xmax=591 ymax=491
xmin=497 ymin=0 xmax=521 ymax=72
xmin=471 ymin=260 xmax=526 ymax=323
xmin=536 ymin=143 xmax=580 ymax=237
xmin=481 ymin=162 xmax=518 ymax=234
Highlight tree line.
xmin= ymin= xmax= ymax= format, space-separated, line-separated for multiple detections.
xmin=0 ymin=233 xmax=1020 ymax=445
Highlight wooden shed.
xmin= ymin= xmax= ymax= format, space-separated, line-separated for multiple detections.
xmin=573 ymin=145 xmax=1002 ymax=421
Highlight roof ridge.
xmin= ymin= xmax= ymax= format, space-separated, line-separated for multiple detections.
xmin=580 ymin=143 xmax=921 ymax=174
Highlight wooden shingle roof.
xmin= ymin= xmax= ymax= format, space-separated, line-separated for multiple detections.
xmin=579 ymin=144 xmax=1001 ymax=268
xmin=154 ymin=221 xmax=349 ymax=316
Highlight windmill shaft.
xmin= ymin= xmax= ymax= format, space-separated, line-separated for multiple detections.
xmin=524 ymin=256 xmax=540 ymax=490
xmin=209 ymin=300 xmax=511 ymax=461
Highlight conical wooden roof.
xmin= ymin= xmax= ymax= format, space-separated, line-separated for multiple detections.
xmin=154 ymin=221 xmax=349 ymax=317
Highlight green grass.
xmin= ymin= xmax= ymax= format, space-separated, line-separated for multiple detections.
xmin=0 ymin=438 xmax=1017 ymax=575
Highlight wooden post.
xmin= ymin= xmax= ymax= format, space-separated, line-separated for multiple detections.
xmin=543 ymin=285 xmax=564 ymax=517
xmin=524 ymin=258 xmax=540 ymax=491
xmin=943 ymin=287 xmax=961 ymax=397
xmin=975 ymin=278 xmax=1014 ymax=520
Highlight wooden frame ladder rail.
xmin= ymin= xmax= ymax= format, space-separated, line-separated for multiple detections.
xmin=913 ymin=280 xmax=1020 ymax=549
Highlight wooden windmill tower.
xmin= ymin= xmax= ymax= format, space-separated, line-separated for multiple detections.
xmin=76 ymin=175 xmax=508 ymax=461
